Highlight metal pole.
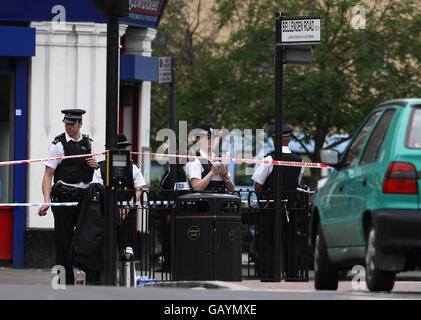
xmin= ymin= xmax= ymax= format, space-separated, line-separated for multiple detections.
xmin=169 ymin=58 xmax=176 ymax=279
xmin=104 ymin=15 xmax=120 ymax=286
xmin=273 ymin=11 xmax=284 ymax=282
xmin=169 ymin=58 xmax=177 ymax=189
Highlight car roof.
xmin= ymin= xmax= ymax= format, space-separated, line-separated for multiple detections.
xmin=375 ymin=98 xmax=421 ymax=109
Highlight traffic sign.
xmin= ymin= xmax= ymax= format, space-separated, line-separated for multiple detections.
xmin=158 ymin=56 xmax=172 ymax=83
xmin=280 ymin=16 xmax=321 ymax=46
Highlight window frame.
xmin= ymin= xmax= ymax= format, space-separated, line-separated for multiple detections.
xmin=359 ymin=108 xmax=396 ymax=166
xmin=405 ymin=105 xmax=421 ymax=150
xmin=339 ymin=110 xmax=382 ymax=169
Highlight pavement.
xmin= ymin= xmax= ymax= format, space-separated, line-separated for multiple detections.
xmin=2 ymin=267 xmax=421 ymax=300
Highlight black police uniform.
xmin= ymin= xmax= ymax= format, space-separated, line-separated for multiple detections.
xmin=98 ymin=159 xmax=137 ymax=257
xmin=261 ymin=150 xmax=303 ymax=194
xmin=253 ymin=125 xmax=303 ymax=281
xmin=160 ymin=164 xmax=187 ymax=195
xmin=194 ymin=153 xmax=226 ymax=192
xmin=50 ymin=109 xmax=95 ymax=285
xmin=187 ymin=124 xmax=228 ymax=193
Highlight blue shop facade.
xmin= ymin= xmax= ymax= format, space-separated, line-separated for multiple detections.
xmin=0 ymin=0 xmax=166 ymax=268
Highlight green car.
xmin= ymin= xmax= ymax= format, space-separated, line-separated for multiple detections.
xmin=311 ymin=98 xmax=421 ymax=292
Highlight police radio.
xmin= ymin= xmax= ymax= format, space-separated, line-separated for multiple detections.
xmin=105 ymin=149 xmax=132 ymax=189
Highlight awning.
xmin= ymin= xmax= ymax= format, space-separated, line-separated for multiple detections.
xmin=0 ymin=27 xmax=35 ymax=57
xmin=120 ymin=54 xmax=158 ymax=82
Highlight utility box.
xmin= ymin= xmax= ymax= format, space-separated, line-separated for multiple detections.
xmin=174 ymin=193 xmax=242 ymax=281
xmin=0 ymin=206 xmax=13 ymax=261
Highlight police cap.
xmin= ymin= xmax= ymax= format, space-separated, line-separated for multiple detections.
xmin=197 ymin=123 xmax=217 ymax=137
xmin=269 ymin=124 xmax=293 ymax=137
xmin=62 ymin=109 xmax=86 ymax=124
xmin=117 ymin=133 xmax=131 ymax=148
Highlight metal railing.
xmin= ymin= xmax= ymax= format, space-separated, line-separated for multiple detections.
xmin=127 ymin=189 xmax=312 ymax=281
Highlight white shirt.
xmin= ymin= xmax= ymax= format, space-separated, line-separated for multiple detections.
xmin=91 ymin=164 xmax=146 ymax=188
xmin=251 ymin=146 xmax=304 ymax=186
xmin=186 ymin=150 xmax=231 ymax=182
xmin=44 ymin=132 xmax=95 ymax=189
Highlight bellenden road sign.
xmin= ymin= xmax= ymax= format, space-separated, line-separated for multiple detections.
xmin=158 ymin=56 xmax=172 ymax=83
xmin=280 ymin=16 xmax=321 ymax=45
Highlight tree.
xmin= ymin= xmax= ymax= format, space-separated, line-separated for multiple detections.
xmin=150 ymin=0 xmax=225 ymax=150
xmin=152 ymin=0 xmax=421 ymax=188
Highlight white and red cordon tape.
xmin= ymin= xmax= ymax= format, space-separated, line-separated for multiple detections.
xmin=0 ymin=151 xmax=329 ymax=207
xmin=0 ymin=151 xmax=331 ymax=169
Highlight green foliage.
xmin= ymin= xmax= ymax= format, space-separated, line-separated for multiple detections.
xmin=151 ymin=0 xmax=421 ymax=187
xmin=149 ymin=177 xmax=162 ymax=191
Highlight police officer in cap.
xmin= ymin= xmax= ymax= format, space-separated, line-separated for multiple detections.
xmin=38 ymin=109 xmax=98 ymax=285
xmin=252 ymin=124 xmax=304 ymax=194
xmin=91 ymin=133 xmax=145 ymax=262
xmin=186 ymin=124 xmax=234 ymax=192
xmin=251 ymin=124 xmax=304 ymax=280
xmin=92 ymin=133 xmax=145 ymax=208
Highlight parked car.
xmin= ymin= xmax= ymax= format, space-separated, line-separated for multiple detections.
xmin=311 ymin=98 xmax=421 ymax=292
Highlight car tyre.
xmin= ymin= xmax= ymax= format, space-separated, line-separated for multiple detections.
xmin=314 ymin=225 xmax=338 ymax=290
xmin=365 ymin=225 xmax=395 ymax=292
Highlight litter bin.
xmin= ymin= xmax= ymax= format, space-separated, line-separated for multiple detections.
xmin=174 ymin=193 xmax=241 ymax=281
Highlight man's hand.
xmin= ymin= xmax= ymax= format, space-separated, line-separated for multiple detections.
xmin=218 ymin=164 xmax=229 ymax=179
xmin=39 ymin=166 xmax=55 ymax=217
xmin=211 ymin=162 xmax=221 ymax=174
xmin=120 ymin=207 xmax=130 ymax=220
xmin=38 ymin=205 xmax=50 ymax=216
xmin=86 ymin=157 xmax=98 ymax=169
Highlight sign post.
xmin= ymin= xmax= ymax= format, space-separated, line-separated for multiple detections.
xmin=280 ymin=16 xmax=321 ymax=46
xmin=159 ymin=56 xmax=177 ymax=278
xmin=158 ymin=56 xmax=172 ymax=84
xmin=92 ymin=0 xmax=129 ymax=286
xmin=272 ymin=12 xmax=321 ymax=282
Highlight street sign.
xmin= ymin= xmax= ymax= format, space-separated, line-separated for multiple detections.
xmin=158 ymin=56 xmax=172 ymax=83
xmin=283 ymin=45 xmax=313 ymax=65
xmin=280 ymin=16 xmax=321 ymax=46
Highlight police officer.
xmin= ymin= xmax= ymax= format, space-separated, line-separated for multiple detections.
xmin=251 ymin=124 xmax=303 ymax=280
xmin=38 ymin=109 xmax=98 ymax=285
xmin=252 ymin=124 xmax=304 ymax=194
xmin=91 ymin=133 xmax=145 ymax=260
xmin=186 ymin=124 xmax=234 ymax=192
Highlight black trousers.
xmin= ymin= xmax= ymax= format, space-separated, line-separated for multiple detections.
xmin=51 ymin=196 xmax=84 ymax=285
xmin=117 ymin=208 xmax=137 ymax=256
xmin=52 ymin=186 xmax=106 ymax=285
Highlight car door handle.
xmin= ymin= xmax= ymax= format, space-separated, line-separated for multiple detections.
xmin=362 ymin=178 xmax=367 ymax=187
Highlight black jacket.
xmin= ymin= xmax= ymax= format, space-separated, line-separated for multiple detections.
xmin=263 ymin=151 xmax=302 ymax=193
xmin=70 ymin=183 xmax=105 ymax=272
xmin=53 ymin=133 xmax=94 ymax=184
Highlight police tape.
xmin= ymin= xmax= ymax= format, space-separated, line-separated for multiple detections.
xmin=0 ymin=152 xmax=106 ymax=167
xmin=0 ymin=150 xmax=331 ymax=169
xmin=0 ymin=201 xmax=171 ymax=207
xmin=131 ymin=151 xmax=332 ymax=169
xmin=0 ymin=202 xmax=78 ymax=207
xmin=0 ymin=199 xmax=294 ymax=208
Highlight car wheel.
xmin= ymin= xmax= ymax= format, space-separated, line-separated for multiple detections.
xmin=314 ymin=225 xmax=338 ymax=290
xmin=365 ymin=225 xmax=395 ymax=292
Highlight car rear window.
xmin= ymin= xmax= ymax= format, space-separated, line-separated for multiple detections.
xmin=360 ymin=109 xmax=396 ymax=165
xmin=343 ymin=111 xmax=382 ymax=167
xmin=406 ymin=107 xmax=421 ymax=149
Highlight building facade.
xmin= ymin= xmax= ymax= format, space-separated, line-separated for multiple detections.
xmin=0 ymin=0 xmax=167 ymax=268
